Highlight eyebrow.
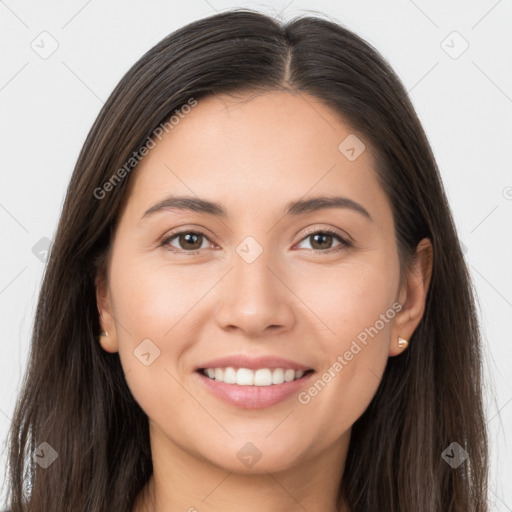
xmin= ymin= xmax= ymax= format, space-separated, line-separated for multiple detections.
xmin=140 ymin=195 xmax=372 ymax=222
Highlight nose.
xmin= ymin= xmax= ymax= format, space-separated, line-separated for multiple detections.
xmin=213 ymin=248 xmax=296 ymax=337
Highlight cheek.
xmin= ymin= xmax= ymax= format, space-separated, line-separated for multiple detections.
xmin=291 ymin=254 xmax=398 ymax=429
xmin=108 ymin=262 xmax=197 ymax=422
xmin=107 ymin=254 xmax=196 ymax=393
xmin=290 ymin=250 xmax=399 ymax=341
xmin=110 ymin=252 xmax=203 ymax=338
xmin=294 ymin=304 xmax=393 ymax=453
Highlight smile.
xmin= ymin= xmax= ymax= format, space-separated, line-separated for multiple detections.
xmin=195 ymin=367 xmax=315 ymax=409
xmin=200 ymin=367 xmax=313 ymax=386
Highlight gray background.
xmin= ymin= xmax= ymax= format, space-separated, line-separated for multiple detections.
xmin=0 ymin=0 xmax=511 ymax=509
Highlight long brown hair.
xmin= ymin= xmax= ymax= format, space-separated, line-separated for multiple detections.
xmin=4 ymin=9 xmax=488 ymax=511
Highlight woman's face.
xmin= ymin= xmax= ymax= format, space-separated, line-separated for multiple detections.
xmin=97 ymin=90 xmax=430 ymax=474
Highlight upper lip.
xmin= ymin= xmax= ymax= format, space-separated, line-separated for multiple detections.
xmin=196 ymin=354 xmax=313 ymax=371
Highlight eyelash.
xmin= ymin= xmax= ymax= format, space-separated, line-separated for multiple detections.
xmin=160 ymin=227 xmax=353 ymax=255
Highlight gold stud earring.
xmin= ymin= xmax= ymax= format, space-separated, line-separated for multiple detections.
xmin=398 ymin=336 xmax=408 ymax=349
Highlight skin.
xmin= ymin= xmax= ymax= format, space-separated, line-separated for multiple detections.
xmin=96 ymin=90 xmax=433 ymax=512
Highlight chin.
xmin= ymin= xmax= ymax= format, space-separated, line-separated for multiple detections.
xmin=199 ymin=439 xmax=305 ymax=475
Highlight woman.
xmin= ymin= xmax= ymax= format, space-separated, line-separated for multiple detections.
xmin=4 ymin=8 xmax=489 ymax=512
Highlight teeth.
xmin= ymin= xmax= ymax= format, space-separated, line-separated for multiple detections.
xmin=237 ymin=368 xmax=254 ymax=386
xmin=272 ymin=368 xmax=284 ymax=384
xmin=284 ymin=369 xmax=295 ymax=382
xmin=223 ymin=366 xmax=237 ymax=384
xmin=201 ymin=367 xmax=308 ymax=386
xmin=254 ymin=369 xmax=272 ymax=386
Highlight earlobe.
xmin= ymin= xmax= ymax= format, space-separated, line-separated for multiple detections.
xmin=98 ymin=330 xmax=118 ymax=353
xmin=390 ymin=237 xmax=433 ymax=357
xmin=95 ymin=273 xmax=119 ymax=353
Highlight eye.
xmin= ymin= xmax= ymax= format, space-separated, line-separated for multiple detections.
xmin=162 ymin=230 xmax=213 ymax=253
xmin=295 ymin=228 xmax=352 ymax=252
xmin=161 ymin=227 xmax=352 ymax=254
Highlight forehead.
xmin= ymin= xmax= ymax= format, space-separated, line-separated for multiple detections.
xmin=122 ymin=90 xmax=391 ymax=224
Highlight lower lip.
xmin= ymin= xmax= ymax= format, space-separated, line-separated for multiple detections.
xmin=195 ymin=370 xmax=315 ymax=409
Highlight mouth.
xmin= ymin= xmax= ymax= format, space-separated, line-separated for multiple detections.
xmin=195 ymin=367 xmax=316 ymax=409
xmin=197 ymin=367 xmax=315 ymax=386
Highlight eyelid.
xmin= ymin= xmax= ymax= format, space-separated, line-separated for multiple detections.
xmin=297 ymin=225 xmax=353 ymax=247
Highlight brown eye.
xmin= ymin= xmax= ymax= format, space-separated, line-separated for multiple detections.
xmin=162 ymin=228 xmax=351 ymax=255
xmin=310 ymin=232 xmax=334 ymax=250
xmin=296 ymin=229 xmax=352 ymax=252
xmin=163 ymin=231 xmax=210 ymax=252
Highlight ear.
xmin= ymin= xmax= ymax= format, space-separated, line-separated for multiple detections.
xmin=95 ymin=271 xmax=119 ymax=353
xmin=389 ymin=237 xmax=433 ymax=356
